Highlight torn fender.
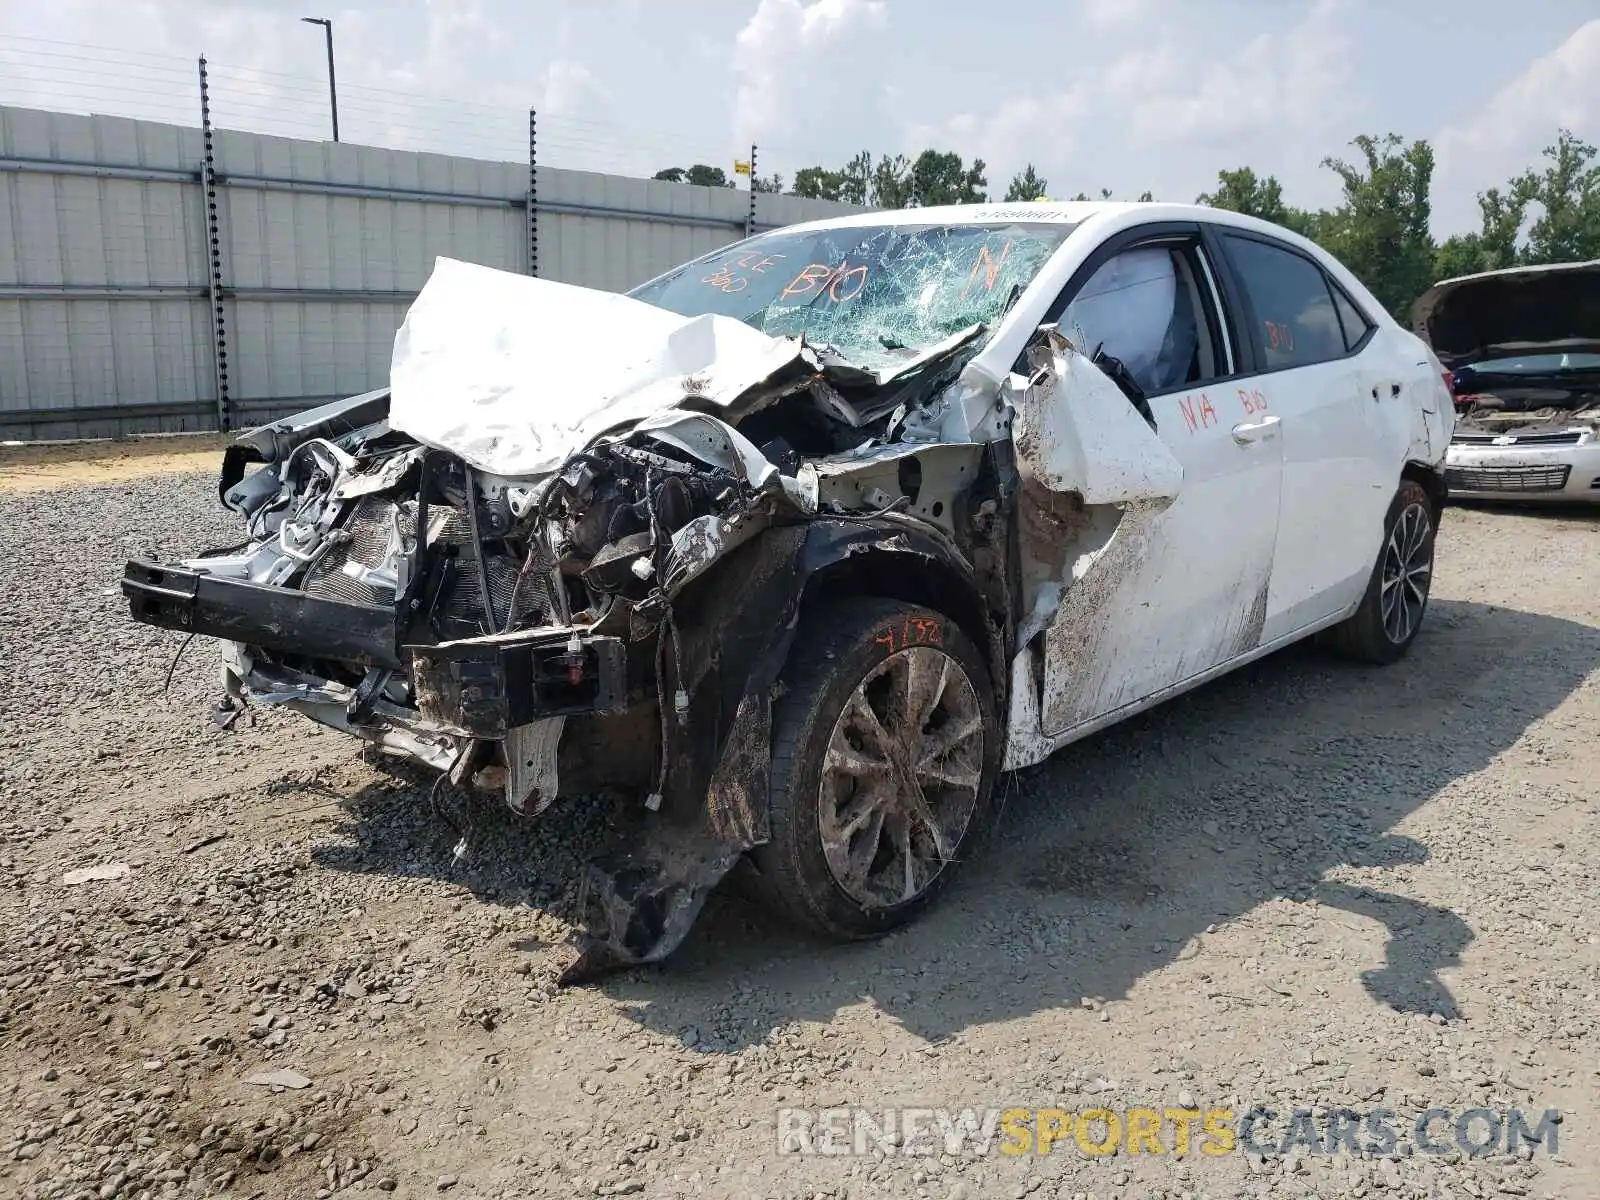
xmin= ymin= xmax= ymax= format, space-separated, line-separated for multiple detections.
xmin=1011 ymin=332 xmax=1183 ymax=504
xmin=563 ymin=525 xmax=809 ymax=982
xmin=563 ymin=514 xmax=1004 ymax=982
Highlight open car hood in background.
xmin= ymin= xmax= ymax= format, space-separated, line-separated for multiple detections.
xmin=1412 ymin=260 xmax=1600 ymax=369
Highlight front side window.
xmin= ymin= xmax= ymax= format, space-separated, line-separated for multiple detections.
xmin=1222 ymin=235 xmax=1347 ymax=370
xmin=1056 ymin=243 xmax=1224 ymax=395
xmin=629 ymin=222 xmax=1074 ymax=374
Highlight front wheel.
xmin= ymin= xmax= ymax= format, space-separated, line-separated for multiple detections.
xmin=1322 ymin=479 xmax=1436 ymax=664
xmin=749 ymin=598 xmax=1001 ymax=940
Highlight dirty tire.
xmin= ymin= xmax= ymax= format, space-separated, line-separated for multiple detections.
xmin=749 ymin=597 xmax=1001 ymax=941
xmin=1322 ymin=478 xmax=1436 ymax=664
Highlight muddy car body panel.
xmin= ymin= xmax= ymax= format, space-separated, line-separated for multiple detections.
xmin=1415 ymin=260 xmax=1600 ymax=501
xmin=124 ymin=202 xmax=1452 ymax=976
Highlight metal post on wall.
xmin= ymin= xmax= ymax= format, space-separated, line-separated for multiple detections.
xmin=745 ymin=143 xmax=757 ymax=239
xmin=198 ymin=56 xmax=232 ymax=432
xmin=300 ymin=17 xmax=339 ymax=142
xmin=527 ymin=108 xmax=538 ymax=277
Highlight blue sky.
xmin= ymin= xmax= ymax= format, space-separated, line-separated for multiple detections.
xmin=0 ymin=0 xmax=1596 ymax=234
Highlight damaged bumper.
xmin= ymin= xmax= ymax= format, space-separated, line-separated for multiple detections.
xmin=123 ymin=561 xmax=404 ymax=669
xmin=120 ymin=341 xmax=1007 ymax=983
xmin=1444 ymin=440 xmax=1600 ymax=500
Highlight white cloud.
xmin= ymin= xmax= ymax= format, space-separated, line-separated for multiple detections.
xmin=0 ymin=0 xmax=1589 ymax=226
xmin=1433 ymin=19 xmax=1600 ymax=233
xmin=539 ymin=60 xmax=603 ymax=117
xmin=906 ymin=90 xmax=1089 ymax=193
xmin=1079 ymin=0 xmax=1155 ymax=30
xmin=915 ymin=0 xmax=1361 ymax=205
xmin=1101 ymin=0 xmax=1359 ymax=146
xmin=731 ymin=0 xmax=889 ymax=152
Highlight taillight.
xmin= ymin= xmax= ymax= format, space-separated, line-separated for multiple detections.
xmin=1440 ymin=369 xmax=1458 ymax=402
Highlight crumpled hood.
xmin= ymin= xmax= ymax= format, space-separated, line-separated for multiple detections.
xmin=1412 ymin=260 xmax=1600 ymax=368
xmin=388 ymin=258 xmax=806 ymax=476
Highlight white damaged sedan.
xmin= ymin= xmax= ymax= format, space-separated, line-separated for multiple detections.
xmin=124 ymin=202 xmax=1455 ymax=979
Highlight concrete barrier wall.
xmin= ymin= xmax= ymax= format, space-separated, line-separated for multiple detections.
xmin=0 ymin=105 xmax=864 ymax=440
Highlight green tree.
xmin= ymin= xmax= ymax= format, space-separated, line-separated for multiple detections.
xmin=1514 ymin=129 xmax=1600 ymax=264
xmin=1062 ymin=187 xmax=1155 ymax=202
xmin=652 ymin=164 xmax=734 ymax=188
xmin=792 ymin=165 xmax=843 ymax=200
xmin=1434 ymin=232 xmax=1488 ymax=281
xmin=871 ymin=153 xmax=914 ymax=208
xmin=685 ymin=164 xmax=733 ymax=188
xmin=1004 ymin=163 xmax=1049 ymax=201
xmin=1479 ymin=186 xmax=1531 ymax=268
xmin=908 ymin=149 xmax=988 ymax=204
xmin=1433 ymin=185 xmax=1529 ymax=279
xmin=751 ymin=172 xmax=784 ymax=194
xmin=1316 ymin=134 xmax=1437 ymax=320
xmin=1197 ymin=167 xmax=1318 ymax=237
xmin=1197 ymin=167 xmax=1289 ymax=224
xmin=838 ymin=151 xmax=872 ymax=207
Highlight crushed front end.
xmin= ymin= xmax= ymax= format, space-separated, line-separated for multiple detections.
xmin=122 ymin=390 xmax=843 ymax=976
xmin=121 ymin=234 xmax=1168 ymax=980
xmin=120 ymin=258 xmax=1030 ymax=981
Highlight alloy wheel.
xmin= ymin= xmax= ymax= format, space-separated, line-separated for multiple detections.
xmin=817 ymin=647 xmax=985 ymax=910
xmin=1379 ymin=501 xmax=1433 ymax=645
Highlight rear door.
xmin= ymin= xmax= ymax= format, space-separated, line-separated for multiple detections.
xmin=1212 ymin=232 xmax=1396 ymax=640
xmin=1030 ymin=226 xmax=1284 ymax=735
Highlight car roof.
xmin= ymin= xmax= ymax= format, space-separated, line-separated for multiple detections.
xmin=770 ymin=200 xmax=1305 ymax=241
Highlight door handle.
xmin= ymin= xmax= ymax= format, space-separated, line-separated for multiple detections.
xmin=1231 ymin=416 xmax=1281 ymax=445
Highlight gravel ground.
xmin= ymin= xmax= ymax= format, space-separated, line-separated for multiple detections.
xmin=1 ymin=471 xmax=1597 ymax=1200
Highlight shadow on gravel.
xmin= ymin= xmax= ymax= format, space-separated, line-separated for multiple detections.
xmin=306 ymin=598 xmax=1600 ymax=1053
xmin=597 ymin=598 xmax=1600 ymax=1050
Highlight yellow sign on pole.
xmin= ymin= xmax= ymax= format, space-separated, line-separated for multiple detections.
xmin=733 ymin=160 xmax=752 ymax=176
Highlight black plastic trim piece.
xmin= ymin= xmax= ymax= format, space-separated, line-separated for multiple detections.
xmin=121 ymin=561 xmax=402 ymax=669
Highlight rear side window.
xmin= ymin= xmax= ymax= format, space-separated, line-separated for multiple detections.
xmin=1222 ymin=235 xmax=1347 ymax=370
xmin=1330 ymin=283 xmax=1374 ymax=352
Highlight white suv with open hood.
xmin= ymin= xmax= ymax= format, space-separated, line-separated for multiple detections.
xmin=124 ymin=202 xmax=1454 ymax=980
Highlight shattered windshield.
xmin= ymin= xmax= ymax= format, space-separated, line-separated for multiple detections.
xmin=629 ymin=222 xmax=1075 ymax=373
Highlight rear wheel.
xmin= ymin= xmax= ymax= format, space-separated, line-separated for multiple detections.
xmin=750 ymin=598 xmax=1001 ymax=939
xmin=1323 ymin=479 xmax=1436 ymax=664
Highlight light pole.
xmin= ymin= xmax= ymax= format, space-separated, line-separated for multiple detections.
xmin=301 ymin=17 xmax=339 ymax=142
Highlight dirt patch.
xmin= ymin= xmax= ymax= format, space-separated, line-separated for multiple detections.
xmin=0 ymin=435 xmax=230 ymax=494
xmin=1 ymin=479 xmax=1597 ymax=1199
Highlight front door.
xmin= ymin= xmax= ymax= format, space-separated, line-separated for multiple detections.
xmin=1029 ymin=233 xmax=1284 ymax=736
